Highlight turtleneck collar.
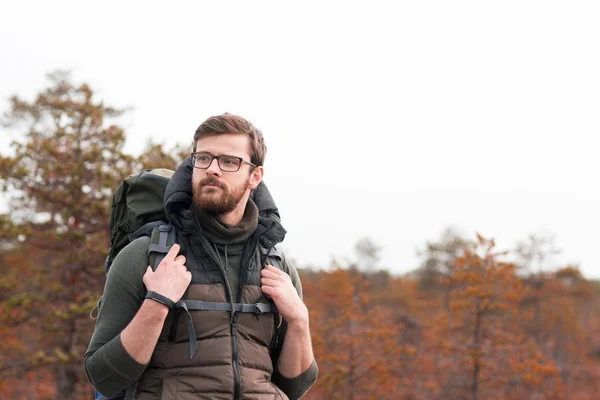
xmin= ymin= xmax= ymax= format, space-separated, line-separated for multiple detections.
xmin=193 ymin=199 xmax=259 ymax=245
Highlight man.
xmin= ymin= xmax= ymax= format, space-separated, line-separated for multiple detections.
xmin=85 ymin=113 xmax=318 ymax=399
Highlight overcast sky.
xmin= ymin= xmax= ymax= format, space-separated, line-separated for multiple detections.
xmin=1 ymin=1 xmax=599 ymax=277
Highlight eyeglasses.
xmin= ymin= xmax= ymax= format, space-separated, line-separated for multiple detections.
xmin=191 ymin=151 xmax=256 ymax=172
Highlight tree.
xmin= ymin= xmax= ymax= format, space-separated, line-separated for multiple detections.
xmin=535 ymin=266 xmax=597 ymax=397
xmin=136 ymin=139 xmax=190 ymax=171
xmin=0 ymin=70 xmax=134 ymax=399
xmin=354 ymin=236 xmax=381 ymax=271
xmin=515 ymin=234 xmax=561 ymax=344
xmin=430 ymin=234 xmax=562 ymax=400
xmin=416 ymin=227 xmax=470 ymax=310
xmin=0 ymin=248 xmax=55 ymax=399
xmin=304 ymin=267 xmax=404 ymax=399
xmin=515 ymin=233 xmax=560 ymax=274
xmin=303 ymin=239 xmax=417 ymax=399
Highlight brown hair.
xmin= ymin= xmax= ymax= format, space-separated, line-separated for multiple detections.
xmin=193 ymin=113 xmax=266 ymax=166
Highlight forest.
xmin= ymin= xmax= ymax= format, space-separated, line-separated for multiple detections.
xmin=1 ymin=73 xmax=598 ymax=400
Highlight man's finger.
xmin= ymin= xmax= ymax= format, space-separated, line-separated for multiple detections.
xmin=261 ymin=285 xmax=278 ymax=297
xmin=261 ymin=269 xmax=283 ymax=280
xmin=261 ymin=278 xmax=279 ymax=287
xmin=261 ymin=286 xmax=274 ymax=299
xmin=264 ymin=265 xmax=287 ymax=277
xmin=164 ymin=243 xmax=181 ymax=261
xmin=264 ymin=264 xmax=282 ymax=274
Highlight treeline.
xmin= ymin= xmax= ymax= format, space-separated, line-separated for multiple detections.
xmin=1 ymin=73 xmax=598 ymax=399
xmin=299 ymin=233 xmax=600 ymax=399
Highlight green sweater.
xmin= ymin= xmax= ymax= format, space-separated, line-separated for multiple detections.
xmin=84 ymin=206 xmax=317 ymax=399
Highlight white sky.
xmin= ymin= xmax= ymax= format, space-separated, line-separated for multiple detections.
xmin=1 ymin=1 xmax=599 ymax=277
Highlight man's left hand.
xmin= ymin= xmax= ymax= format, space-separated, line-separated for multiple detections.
xmin=260 ymin=265 xmax=308 ymax=326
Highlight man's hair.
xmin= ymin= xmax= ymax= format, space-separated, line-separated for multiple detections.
xmin=193 ymin=113 xmax=267 ymax=166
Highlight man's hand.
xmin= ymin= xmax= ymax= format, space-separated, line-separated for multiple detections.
xmin=261 ymin=265 xmax=308 ymax=326
xmin=261 ymin=265 xmax=315 ymax=380
xmin=143 ymin=244 xmax=191 ymax=302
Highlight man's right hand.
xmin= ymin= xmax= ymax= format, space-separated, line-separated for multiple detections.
xmin=143 ymin=244 xmax=191 ymax=302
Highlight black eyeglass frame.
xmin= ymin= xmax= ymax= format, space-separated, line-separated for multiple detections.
xmin=190 ymin=151 xmax=256 ymax=172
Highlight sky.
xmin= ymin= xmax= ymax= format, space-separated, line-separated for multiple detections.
xmin=1 ymin=1 xmax=599 ymax=276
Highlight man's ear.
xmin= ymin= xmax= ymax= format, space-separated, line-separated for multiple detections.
xmin=248 ymin=166 xmax=264 ymax=190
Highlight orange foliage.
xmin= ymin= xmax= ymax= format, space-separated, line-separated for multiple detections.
xmin=298 ymin=235 xmax=599 ymax=400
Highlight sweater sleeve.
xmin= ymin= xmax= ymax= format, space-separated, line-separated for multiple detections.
xmin=84 ymin=237 xmax=152 ymax=397
xmin=271 ymin=253 xmax=319 ymax=399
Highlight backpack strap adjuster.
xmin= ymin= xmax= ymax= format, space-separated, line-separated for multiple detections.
xmin=254 ymin=302 xmax=271 ymax=314
xmin=159 ymin=224 xmax=171 ymax=232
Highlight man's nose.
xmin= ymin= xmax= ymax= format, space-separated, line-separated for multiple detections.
xmin=205 ymin=158 xmax=222 ymax=175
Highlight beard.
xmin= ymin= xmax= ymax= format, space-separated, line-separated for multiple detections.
xmin=192 ymin=176 xmax=248 ymax=214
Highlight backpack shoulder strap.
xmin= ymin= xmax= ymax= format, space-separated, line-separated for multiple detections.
xmin=258 ymin=245 xmax=286 ymax=351
xmin=260 ymin=245 xmax=284 ymax=271
xmin=148 ymin=223 xmax=176 ymax=270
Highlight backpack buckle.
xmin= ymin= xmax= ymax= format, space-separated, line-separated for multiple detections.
xmin=254 ymin=303 xmax=268 ymax=314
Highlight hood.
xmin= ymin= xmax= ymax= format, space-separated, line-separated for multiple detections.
xmin=164 ymin=156 xmax=286 ymax=246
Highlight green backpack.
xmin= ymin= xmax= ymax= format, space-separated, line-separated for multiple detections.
xmin=105 ymin=168 xmax=174 ymax=274
xmin=90 ymin=168 xmax=174 ymax=321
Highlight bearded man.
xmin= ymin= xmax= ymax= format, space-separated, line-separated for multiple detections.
xmin=85 ymin=113 xmax=318 ymax=400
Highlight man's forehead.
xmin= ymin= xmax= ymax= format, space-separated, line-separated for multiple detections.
xmin=195 ymin=134 xmax=251 ymax=156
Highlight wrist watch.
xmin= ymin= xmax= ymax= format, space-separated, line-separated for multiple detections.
xmin=145 ymin=291 xmax=176 ymax=309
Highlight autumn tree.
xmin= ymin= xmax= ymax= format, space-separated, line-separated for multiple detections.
xmin=303 ymin=239 xmax=421 ymax=400
xmin=534 ymin=266 xmax=598 ymax=398
xmin=0 ymin=248 xmax=56 ymax=399
xmin=430 ymin=234 xmax=562 ymax=400
xmin=304 ymin=267 xmax=405 ymax=399
xmin=516 ymin=233 xmax=561 ymax=344
xmin=136 ymin=139 xmax=190 ymax=171
xmin=0 ymin=70 xmax=134 ymax=399
xmin=417 ymin=227 xmax=470 ymax=310
xmin=514 ymin=236 xmax=599 ymax=396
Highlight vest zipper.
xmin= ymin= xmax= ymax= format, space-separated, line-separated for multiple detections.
xmin=231 ymin=312 xmax=241 ymax=400
xmin=209 ymin=241 xmax=240 ymax=398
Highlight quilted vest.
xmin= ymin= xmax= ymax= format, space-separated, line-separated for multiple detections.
xmin=133 ymin=220 xmax=288 ymax=400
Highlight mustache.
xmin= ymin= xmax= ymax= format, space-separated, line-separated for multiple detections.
xmin=199 ymin=177 xmax=225 ymax=188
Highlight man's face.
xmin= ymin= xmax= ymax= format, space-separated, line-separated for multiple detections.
xmin=191 ymin=133 xmax=261 ymax=214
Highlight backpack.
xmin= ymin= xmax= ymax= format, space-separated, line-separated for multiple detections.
xmin=91 ymin=168 xmax=282 ymax=400
xmin=105 ymin=168 xmax=174 ymax=273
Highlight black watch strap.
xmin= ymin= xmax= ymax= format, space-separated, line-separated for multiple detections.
xmin=145 ymin=291 xmax=175 ymax=310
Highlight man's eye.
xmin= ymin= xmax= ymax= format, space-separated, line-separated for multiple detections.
xmin=222 ymin=157 xmax=238 ymax=165
xmin=197 ymin=154 xmax=211 ymax=162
